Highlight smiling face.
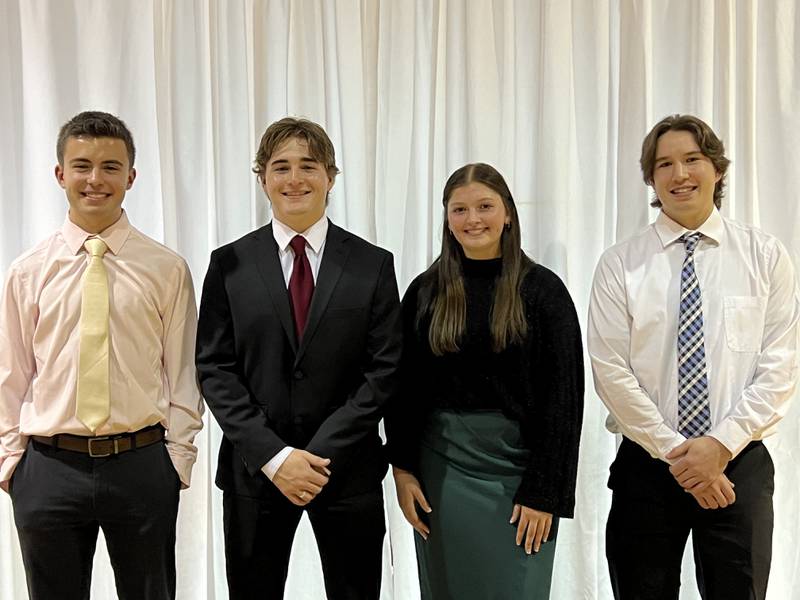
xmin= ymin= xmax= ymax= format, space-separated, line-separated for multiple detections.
xmin=261 ymin=136 xmax=334 ymax=232
xmin=446 ymin=182 xmax=510 ymax=259
xmin=652 ymin=130 xmax=721 ymax=230
xmin=55 ymin=136 xmax=136 ymax=233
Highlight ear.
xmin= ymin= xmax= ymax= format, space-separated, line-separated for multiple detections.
xmin=714 ymin=171 xmax=722 ymax=184
xmin=327 ymin=173 xmax=335 ymax=192
xmin=126 ymin=168 xmax=137 ymax=190
xmin=260 ymin=178 xmax=275 ymax=206
xmin=54 ymin=164 xmax=66 ymax=189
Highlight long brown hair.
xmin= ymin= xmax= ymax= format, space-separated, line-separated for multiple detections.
xmin=424 ymin=163 xmax=532 ymax=355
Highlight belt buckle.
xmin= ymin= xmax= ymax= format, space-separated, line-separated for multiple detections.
xmin=87 ymin=436 xmax=118 ymax=458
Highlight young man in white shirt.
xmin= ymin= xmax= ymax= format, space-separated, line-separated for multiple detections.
xmin=588 ymin=114 xmax=799 ymax=600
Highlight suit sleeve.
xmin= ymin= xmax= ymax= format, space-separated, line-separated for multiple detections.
xmin=304 ymin=252 xmax=402 ymax=468
xmin=196 ymin=250 xmax=288 ymax=476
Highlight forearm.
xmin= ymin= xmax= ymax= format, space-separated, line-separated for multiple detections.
xmin=711 ymin=243 xmax=800 ymax=456
xmin=305 ymin=363 xmax=396 ymax=464
xmin=199 ymin=373 xmax=287 ymax=474
xmin=0 ymin=269 xmax=35 ymax=489
xmin=588 ymin=264 xmax=686 ymax=460
xmin=196 ymin=253 xmax=290 ymax=474
xmin=164 ymin=405 xmax=203 ymax=488
xmin=163 ymin=273 xmax=205 ymax=487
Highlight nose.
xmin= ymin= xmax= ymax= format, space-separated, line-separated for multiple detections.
xmin=287 ymin=166 xmax=303 ymax=184
xmin=671 ymin=161 xmax=688 ymax=181
xmin=466 ymin=208 xmax=481 ymax=222
xmin=87 ymin=167 xmax=103 ymax=185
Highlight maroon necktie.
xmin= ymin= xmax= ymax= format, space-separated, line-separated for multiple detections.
xmin=288 ymin=235 xmax=314 ymax=340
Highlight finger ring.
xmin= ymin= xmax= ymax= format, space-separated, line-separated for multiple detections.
xmin=299 ymin=491 xmax=307 ymax=500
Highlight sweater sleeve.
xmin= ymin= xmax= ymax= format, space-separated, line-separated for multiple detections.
xmin=384 ymin=276 xmax=429 ymax=474
xmin=513 ymin=266 xmax=584 ymax=517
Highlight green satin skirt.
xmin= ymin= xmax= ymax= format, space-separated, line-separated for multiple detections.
xmin=415 ymin=410 xmax=557 ymax=600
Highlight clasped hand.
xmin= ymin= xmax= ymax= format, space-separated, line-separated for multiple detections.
xmin=272 ymin=449 xmax=331 ymax=506
xmin=666 ymin=436 xmax=735 ymax=509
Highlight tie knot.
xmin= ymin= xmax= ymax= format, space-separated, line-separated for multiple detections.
xmin=84 ymin=238 xmax=107 ymax=258
xmin=289 ymin=235 xmax=307 ymax=256
xmin=681 ymin=232 xmax=702 ymax=255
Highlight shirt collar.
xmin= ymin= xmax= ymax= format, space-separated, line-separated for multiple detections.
xmin=272 ymin=215 xmax=328 ymax=254
xmin=654 ymin=207 xmax=724 ymax=248
xmin=61 ymin=210 xmax=132 ymax=256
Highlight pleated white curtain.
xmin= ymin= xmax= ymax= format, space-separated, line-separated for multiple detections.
xmin=0 ymin=1 xmax=798 ymax=598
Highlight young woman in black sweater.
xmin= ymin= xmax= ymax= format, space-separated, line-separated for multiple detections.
xmin=386 ymin=163 xmax=584 ymax=599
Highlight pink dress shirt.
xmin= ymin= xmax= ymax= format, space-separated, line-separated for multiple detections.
xmin=0 ymin=212 xmax=204 ymax=488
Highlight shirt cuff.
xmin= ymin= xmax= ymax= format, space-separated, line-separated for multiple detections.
xmin=261 ymin=446 xmax=294 ymax=480
xmin=0 ymin=449 xmax=25 ymax=491
xmin=165 ymin=443 xmax=197 ymax=489
xmin=707 ymin=418 xmax=752 ymax=459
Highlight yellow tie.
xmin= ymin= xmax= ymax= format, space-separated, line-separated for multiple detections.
xmin=75 ymin=238 xmax=110 ymax=432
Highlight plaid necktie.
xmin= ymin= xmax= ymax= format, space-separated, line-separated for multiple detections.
xmin=677 ymin=232 xmax=711 ymax=438
xmin=76 ymin=238 xmax=110 ymax=432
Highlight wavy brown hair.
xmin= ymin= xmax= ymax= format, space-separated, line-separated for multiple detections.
xmin=424 ymin=163 xmax=532 ymax=355
xmin=253 ymin=117 xmax=340 ymax=182
xmin=640 ymin=114 xmax=730 ymax=209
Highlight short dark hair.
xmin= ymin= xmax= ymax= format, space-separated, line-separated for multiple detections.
xmin=640 ymin=114 xmax=730 ymax=208
xmin=253 ymin=117 xmax=340 ymax=181
xmin=56 ymin=111 xmax=136 ymax=167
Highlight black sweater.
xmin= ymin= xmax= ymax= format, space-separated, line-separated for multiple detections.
xmin=386 ymin=256 xmax=584 ymax=517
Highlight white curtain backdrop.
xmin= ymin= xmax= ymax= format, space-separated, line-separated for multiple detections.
xmin=1 ymin=1 xmax=798 ymax=598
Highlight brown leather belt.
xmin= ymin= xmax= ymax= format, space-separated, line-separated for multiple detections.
xmin=32 ymin=425 xmax=164 ymax=458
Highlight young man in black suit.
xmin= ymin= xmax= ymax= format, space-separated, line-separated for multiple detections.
xmin=196 ymin=117 xmax=402 ymax=599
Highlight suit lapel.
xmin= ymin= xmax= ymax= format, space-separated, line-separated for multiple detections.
xmin=253 ymin=224 xmax=299 ymax=353
xmin=296 ymin=222 xmax=349 ymax=362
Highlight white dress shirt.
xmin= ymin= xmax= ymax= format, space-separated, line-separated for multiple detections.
xmin=588 ymin=209 xmax=799 ymax=461
xmin=261 ymin=215 xmax=328 ymax=480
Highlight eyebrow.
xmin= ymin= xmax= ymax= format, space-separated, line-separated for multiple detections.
xmin=654 ymin=150 xmax=704 ymax=163
xmin=269 ymin=157 xmax=320 ymax=166
xmin=68 ymin=158 xmax=125 ymax=167
xmin=448 ymin=197 xmax=498 ymax=206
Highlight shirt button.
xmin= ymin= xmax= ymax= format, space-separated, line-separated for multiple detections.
xmin=293 ymin=370 xmax=305 ymax=380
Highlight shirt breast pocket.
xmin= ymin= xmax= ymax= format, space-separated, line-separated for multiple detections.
xmin=723 ymin=296 xmax=767 ymax=352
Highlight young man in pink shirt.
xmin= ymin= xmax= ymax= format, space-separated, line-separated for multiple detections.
xmin=0 ymin=111 xmax=204 ymax=600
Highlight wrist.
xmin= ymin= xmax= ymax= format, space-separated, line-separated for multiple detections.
xmin=707 ymin=435 xmax=733 ymax=464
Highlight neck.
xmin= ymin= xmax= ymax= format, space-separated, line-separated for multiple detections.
xmin=69 ymin=209 xmax=122 ymax=234
xmin=665 ymin=206 xmax=713 ymax=231
xmin=281 ymin=214 xmax=324 ymax=234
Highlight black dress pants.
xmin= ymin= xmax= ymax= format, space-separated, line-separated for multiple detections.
xmin=606 ymin=438 xmax=774 ymax=600
xmin=223 ymin=486 xmax=386 ymax=600
xmin=10 ymin=439 xmax=181 ymax=600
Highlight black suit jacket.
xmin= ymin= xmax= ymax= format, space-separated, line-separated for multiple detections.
xmin=196 ymin=221 xmax=402 ymax=501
